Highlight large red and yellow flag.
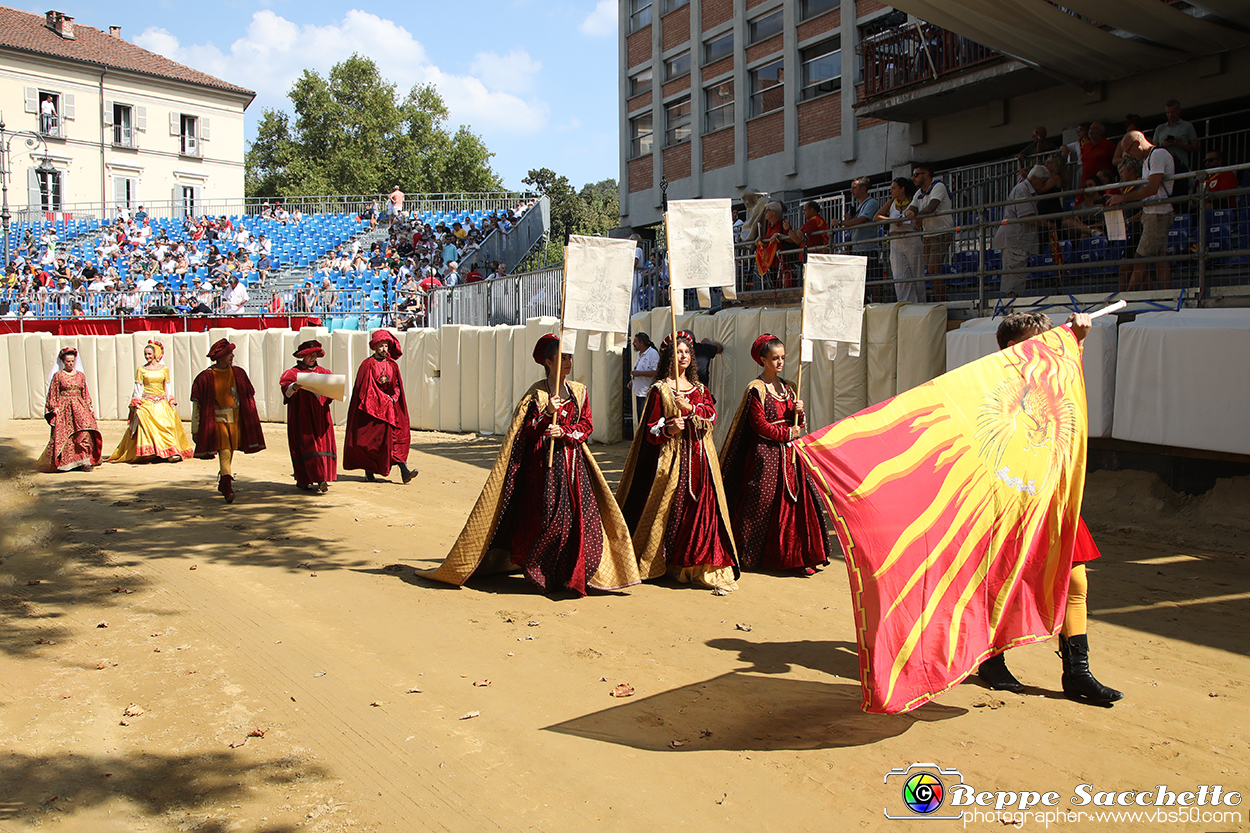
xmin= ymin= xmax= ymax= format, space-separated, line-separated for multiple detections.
xmin=796 ymin=326 xmax=1088 ymax=714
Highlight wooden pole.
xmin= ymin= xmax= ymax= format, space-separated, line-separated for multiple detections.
xmin=548 ymin=249 xmax=569 ymax=466
xmin=793 ymin=260 xmax=807 ymax=429
xmin=665 ymin=213 xmax=678 ymax=386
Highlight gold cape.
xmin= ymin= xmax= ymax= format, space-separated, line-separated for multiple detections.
xmin=615 ymin=380 xmax=739 ymax=580
xmin=424 ymin=380 xmax=640 ymax=591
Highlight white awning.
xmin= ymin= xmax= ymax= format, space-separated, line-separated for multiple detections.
xmin=887 ymin=0 xmax=1248 ymax=83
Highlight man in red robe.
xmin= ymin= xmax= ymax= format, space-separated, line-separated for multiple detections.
xmin=343 ymin=330 xmax=415 ymax=483
xmin=190 ymin=338 xmax=266 ymax=503
xmin=280 ymin=339 xmax=337 ymax=493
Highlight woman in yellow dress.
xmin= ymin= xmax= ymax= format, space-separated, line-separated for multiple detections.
xmin=108 ymin=339 xmax=193 ymax=463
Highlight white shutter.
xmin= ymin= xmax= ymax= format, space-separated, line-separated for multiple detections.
xmin=56 ymin=168 xmax=67 ymax=210
xmin=135 ymin=106 xmax=147 ymax=131
xmin=28 ymin=168 xmax=40 ymax=209
xmin=200 ymin=117 xmax=210 ymax=141
xmin=24 ymin=87 xmax=38 ymax=113
xmin=170 ymin=111 xmax=180 ymax=135
xmin=103 ymin=100 xmax=113 ymax=126
xmin=193 ymin=186 xmax=204 ymax=213
xmin=63 ymin=93 xmax=75 ymax=120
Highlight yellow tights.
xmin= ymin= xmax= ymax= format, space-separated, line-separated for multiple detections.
xmin=1061 ymin=564 xmax=1088 ymax=638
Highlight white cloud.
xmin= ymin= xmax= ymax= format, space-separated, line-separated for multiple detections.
xmin=469 ymin=49 xmax=542 ymax=94
xmin=133 ymin=10 xmax=549 ymax=135
xmin=578 ymin=0 xmax=616 ymax=37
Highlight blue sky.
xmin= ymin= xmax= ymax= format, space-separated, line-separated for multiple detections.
xmin=28 ymin=1 xmax=621 ymax=191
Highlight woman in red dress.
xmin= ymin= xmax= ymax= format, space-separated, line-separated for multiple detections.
xmin=720 ymin=334 xmax=830 ymax=575
xmin=617 ymin=330 xmax=739 ymax=591
xmin=343 ymin=330 xmax=415 ymax=483
xmin=426 ymin=335 xmax=639 ymax=596
xmin=39 ymin=347 xmax=102 ymax=472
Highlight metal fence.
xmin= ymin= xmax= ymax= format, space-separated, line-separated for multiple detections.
xmin=857 ymin=22 xmax=1002 ymax=100
xmin=425 ymin=266 xmax=563 ymax=328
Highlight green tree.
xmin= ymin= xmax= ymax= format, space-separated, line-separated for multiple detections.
xmin=245 ymin=55 xmax=503 ymax=198
xmin=519 ymin=169 xmax=621 ymax=267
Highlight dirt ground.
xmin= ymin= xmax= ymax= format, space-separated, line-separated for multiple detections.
xmin=1 ymin=418 xmax=1247 ymax=833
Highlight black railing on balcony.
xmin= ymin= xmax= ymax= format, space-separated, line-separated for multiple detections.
xmin=857 ymin=23 xmax=1001 ymax=100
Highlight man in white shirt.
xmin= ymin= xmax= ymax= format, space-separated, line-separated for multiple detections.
xmin=222 ymin=275 xmax=249 ymax=314
xmin=136 ymin=275 xmax=158 ymax=292
xmin=629 ymin=333 xmax=659 ymax=426
xmin=993 ymin=165 xmax=1050 ymax=297
xmin=906 ymin=163 xmax=954 ymax=301
xmin=234 ymin=227 xmax=251 ymax=249
xmin=1107 ymin=130 xmax=1175 ymax=290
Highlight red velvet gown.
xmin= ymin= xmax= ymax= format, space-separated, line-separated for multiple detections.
xmin=721 ymin=386 xmax=830 ymax=570
xmin=343 ymin=355 xmax=410 ymax=474
xmin=280 ymin=365 xmax=338 ymax=487
xmin=41 ymin=370 xmax=102 ymax=471
xmin=638 ymin=386 xmax=735 ymax=571
xmin=487 ymin=388 xmax=603 ymax=595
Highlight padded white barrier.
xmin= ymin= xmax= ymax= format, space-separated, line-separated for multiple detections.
xmin=511 ymin=324 xmax=536 ymax=427
xmin=0 ymin=336 xmax=12 ymax=421
xmin=865 ymin=302 xmax=902 ymax=406
xmin=439 ymin=325 xmax=463 ymax=433
xmin=1112 ymin=310 xmax=1250 ymax=455
xmin=476 ymin=327 xmax=497 ymax=435
xmin=416 ymin=329 xmax=443 ymax=431
xmin=948 ymin=314 xmax=1119 ymax=438
xmin=897 ymin=305 xmax=948 ymax=394
xmin=458 ymin=327 xmax=481 ymax=434
xmin=493 ymin=327 xmax=515 ymax=436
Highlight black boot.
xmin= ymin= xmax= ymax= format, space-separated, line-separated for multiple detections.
xmin=1059 ymin=634 xmax=1123 ymax=705
xmin=978 ymin=653 xmax=1024 ymax=692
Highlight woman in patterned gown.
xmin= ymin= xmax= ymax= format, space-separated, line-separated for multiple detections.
xmin=426 ymin=334 xmax=639 ymax=596
xmin=109 ymin=339 xmax=193 ymax=463
xmin=39 ymin=347 xmax=103 ymax=472
xmin=616 ymin=330 xmax=739 ymax=591
xmin=719 ymin=334 xmax=830 ymax=575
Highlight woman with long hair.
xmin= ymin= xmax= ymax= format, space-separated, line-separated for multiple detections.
xmin=719 ymin=335 xmax=830 ymax=575
xmin=616 ymin=330 xmax=739 ymax=591
xmin=428 ymin=334 xmax=639 ymax=596
xmin=876 ymin=177 xmax=923 ymax=303
xmin=109 ymin=339 xmax=193 ymax=463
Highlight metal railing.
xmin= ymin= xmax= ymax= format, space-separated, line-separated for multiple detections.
xmin=857 ymin=22 xmax=1001 ymax=100
xmin=425 ymin=265 xmax=563 ymax=328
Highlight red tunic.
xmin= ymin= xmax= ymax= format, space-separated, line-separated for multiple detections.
xmin=41 ymin=370 xmax=102 ymax=471
xmin=721 ymin=385 xmax=830 ymax=570
xmin=636 ymin=386 xmax=735 ymax=570
xmin=280 ymin=365 xmax=338 ymax=487
xmin=487 ymin=388 xmax=603 ymax=595
xmin=343 ymin=354 xmax=410 ymax=474
xmin=189 ymin=366 xmax=266 ymax=457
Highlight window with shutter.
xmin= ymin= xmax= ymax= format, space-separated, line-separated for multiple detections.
xmin=24 ymin=87 xmax=38 ymax=114
xmin=200 ymin=118 xmax=210 ymax=142
xmin=103 ymin=100 xmax=113 ymax=126
xmin=135 ymin=106 xmax=147 ymax=131
xmin=63 ymin=93 xmax=75 ymax=120
xmin=170 ymin=111 xmax=180 ymax=135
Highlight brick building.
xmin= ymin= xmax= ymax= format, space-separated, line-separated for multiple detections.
xmin=618 ymin=0 xmax=1250 ymax=233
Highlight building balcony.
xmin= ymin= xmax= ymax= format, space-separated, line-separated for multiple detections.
xmin=854 ymin=22 xmax=1057 ymax=122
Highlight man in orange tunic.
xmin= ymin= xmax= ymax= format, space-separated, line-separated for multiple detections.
xmin=190 ymin=338 xmax=266 ymax=502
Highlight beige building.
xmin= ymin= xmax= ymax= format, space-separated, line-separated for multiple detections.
xmin=0 ymin=7 xmax=254 ymax=218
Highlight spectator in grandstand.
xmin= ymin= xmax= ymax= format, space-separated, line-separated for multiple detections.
xmin=789 ymin=201 xmax=831 ymax=253
xmin=995 ymin=165 xmax=1050 ymax=297
xmin=418 ymin=271 xmax=443 ymax=294
xmin=465 ymin=263 xmax=484 ymax=283
xmin=1154 ymin=99 xmax=1199 ymax=171
xmin=1202 ymin=149 xmax=1238 ymax=209
xmin=876 ymin=177 xmax=924 ymax=304
xmin=1079 ymin=122 xmax=1116 ymax=201
xmin=4 ymin=301 xmax=33 ymax=319
xmin=1061 ymin=122 xmax=1090 ymax=169
xmin=363 ymin=200 xmax=378 ymax=230
xmin=1016 ymin=126 xmax=1056 ymax=174
xmin=441 ymin=261 xmax=460 ymax=286
xmin=223 ymin=275 xmax=249 ymax=315
xmin=1107 ymin=130 xmax=1175 ymax=291
xmin=388 ymin=186 xmax=405 ymax=224
xmin=320 ymin=277 xmax=338 ymax=311
xmin=493 ymin=261 xmax=507 ymax=279
xmin=1036 ymin=151 xmax=1098 ymax=241
xmin=907 ymin=163 xmax=954 ymax=301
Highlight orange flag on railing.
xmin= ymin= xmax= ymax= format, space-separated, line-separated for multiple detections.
xmin=795 ymin=326 xmax=1088 ymax=714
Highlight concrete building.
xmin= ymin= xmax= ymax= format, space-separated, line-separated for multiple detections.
xmin=617 ymin=0 xmax=1250 ymax=232
xmin=0 ymin=6 xmax=254 ymax=218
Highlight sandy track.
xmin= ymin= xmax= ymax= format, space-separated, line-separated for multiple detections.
xmin=1 ymin=418 xmax=1248 ymax=832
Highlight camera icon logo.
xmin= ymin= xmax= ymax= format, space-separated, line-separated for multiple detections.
xmin=884 ymin=763 xmax=965 ymax=820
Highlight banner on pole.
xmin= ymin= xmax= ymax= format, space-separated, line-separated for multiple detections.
xmin=667 ymin=199 xmax=736 ymax=298
xmin=561 ymin=235 xmax=637 ymax=335
xmin=801 ymin=254 xmax=867 ymax=346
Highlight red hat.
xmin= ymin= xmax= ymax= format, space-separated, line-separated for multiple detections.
xmin=662 ymin=329 xmax=695 ymax=348
xmin=57 ymin=346 xmax=78 ymax=362
xmin=293 ymin=339 xmax=325 ymax=358
xmin=533 ymin=333 xmax=561 ymax=365
xmin=207 ymin=338 xmax=235 ymax=360
xmin=752 ymin=334 xmax=779 ymax=366
xmin=369 ymin=329 xmax=402 ymax=359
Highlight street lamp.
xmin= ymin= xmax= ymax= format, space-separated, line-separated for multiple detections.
xmin=0 ymin=115 xmax=54 ymax=270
